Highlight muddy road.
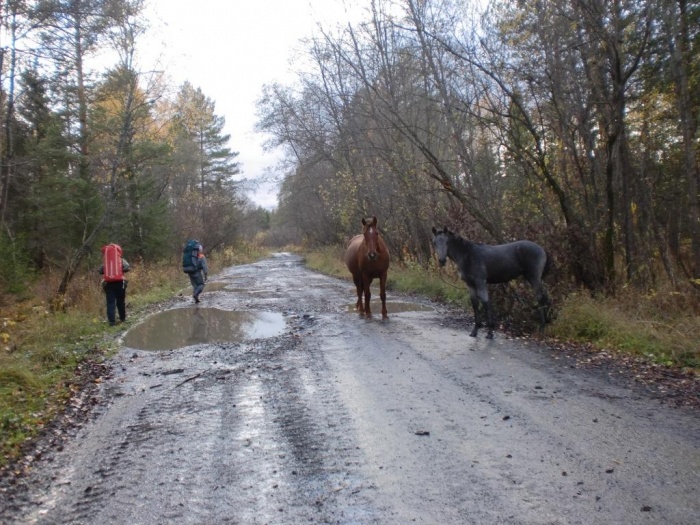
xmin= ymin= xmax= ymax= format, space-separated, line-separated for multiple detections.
xmin=3 ymin=253 xmax=699 ymax=524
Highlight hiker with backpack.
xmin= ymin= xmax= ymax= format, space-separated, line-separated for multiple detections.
xmin=99 ymin=243 xmax=131 ymax=326
xmin=182 ymin=239 xmax=208 ymax=303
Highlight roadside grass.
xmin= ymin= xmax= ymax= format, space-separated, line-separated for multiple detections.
xmin=303 ymin=246 xmax=556 ymax=315
xmin=0 ymin=242 xmax=268 ymax=468
xmin=548 ymin=290 xmax=700 ymax=369
xmin=302 ymin=247 xmax=700 ymax=372
xmin=302 ymin=246 xmax=347 ymax=278
xmin=303 ymin=245 xmax=474 ymax=312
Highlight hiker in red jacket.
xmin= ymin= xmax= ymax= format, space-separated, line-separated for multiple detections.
xmin=99 ymin=244 xmax=131 ymax=326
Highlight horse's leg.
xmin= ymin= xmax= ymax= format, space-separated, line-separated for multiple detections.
xmin=353 ymin=274 xmax=363 ymax=315
xmin=476 ymin=282 xmax=494 ymax=339
xmin=528 ymin=277 xmax=551 ymax=333
xmin=379 ymin=271 xmax=388 ymax=320
xmin=363 ymin=276 xmax=373 ymax=319
xmin=542 ymin=289 xmax=552 ymax=323
xmin=484 ymin=300 xmax=495 ymax=339
xmin=468 ymin=286 xmax=481 ymax=337
xmin=537 ymin=285 xmax=552 ymax=330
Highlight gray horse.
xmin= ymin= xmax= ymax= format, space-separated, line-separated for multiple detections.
xmin=432 ymin=226 xmax=551 ymax=338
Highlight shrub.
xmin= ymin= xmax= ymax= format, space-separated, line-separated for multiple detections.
xmin=0 ymin=233 xmax=36 ymax=296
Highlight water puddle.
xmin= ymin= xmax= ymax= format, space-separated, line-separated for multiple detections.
xmin=123 ymin=308 xmax=286 ymax=351
xmin=345 ymin=301 xmax=433 ymax=314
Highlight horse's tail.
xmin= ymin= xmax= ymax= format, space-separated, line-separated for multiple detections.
xmin=543 ymin=250 xmax=554 ymax=278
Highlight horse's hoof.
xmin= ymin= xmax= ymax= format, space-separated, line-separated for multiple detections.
xmin=486 ymin=332 xmax=494 ymax=339
xmin=469 ymin=332 xmax=478 ymax=338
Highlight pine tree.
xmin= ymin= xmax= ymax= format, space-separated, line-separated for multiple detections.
xmin=173 ymin=82 xmax=240 ymax=198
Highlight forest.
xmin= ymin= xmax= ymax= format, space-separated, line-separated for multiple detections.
xmin=1 ymin=0 xmax=699 ymax=300
xmin=0 ymin=0 xmax=269 ymax=303
xmin=259 ymin=0 xmax=699 ymax=296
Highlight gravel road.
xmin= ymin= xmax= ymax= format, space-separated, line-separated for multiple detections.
xmin=2 ymin=253 xmax=698 ymax=524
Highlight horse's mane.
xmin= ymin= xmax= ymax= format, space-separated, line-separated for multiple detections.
xmin=449 ymin=231 xmax=476 ymax=250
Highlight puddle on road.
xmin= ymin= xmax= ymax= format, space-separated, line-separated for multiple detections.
xmin=123 ymin=308 xmax=286 ymax=351
xmin=345 ymin=301 xmax=434 ymax=314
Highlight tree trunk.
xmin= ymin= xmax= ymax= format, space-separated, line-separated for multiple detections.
xmin=0 ymin=5 xmax=18 ymax=223
xmin=671 ymin=0 xmax=700 ymax=279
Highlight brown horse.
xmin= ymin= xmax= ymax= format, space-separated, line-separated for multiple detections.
xmin=345 ymin=216 xmax=391 ymax=320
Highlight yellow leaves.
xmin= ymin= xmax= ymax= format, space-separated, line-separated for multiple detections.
xmin=1 ymin=318 xmax=14 ymax=344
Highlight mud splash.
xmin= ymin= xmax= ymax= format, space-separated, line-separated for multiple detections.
xmin=123 ymin=308 xmax=286 ymax=351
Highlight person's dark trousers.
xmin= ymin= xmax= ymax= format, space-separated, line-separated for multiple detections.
xmin=189 ymin=271 xmax=205 ymax=302
xmin=104 ymin=281 xmax=127 ymax=325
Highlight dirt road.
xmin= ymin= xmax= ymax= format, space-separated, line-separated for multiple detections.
xmin=3 ymin=253 xmax=699 ymax=524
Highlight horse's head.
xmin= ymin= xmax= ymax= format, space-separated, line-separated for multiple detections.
xmin=362 ymin=216 xmax=381 ymax=261
xmin=431 ymin=226 xmax=452 ymax=266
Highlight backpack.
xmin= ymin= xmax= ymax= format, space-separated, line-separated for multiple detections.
xmin=102 ymin=244 xmax=124 ymax=282
xmin=182 ymin=239 xmax=200 ymax=273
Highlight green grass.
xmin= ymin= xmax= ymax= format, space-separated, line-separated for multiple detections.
xmin=302 ymin=246 xmax=348 ymax=278
xmin=548 ymin=291 xmax=700 ymax=369
xmin=0 ymin=242 xmax=269 ymax=468
xmin=0 ymin=309 xmax=109 ymax=463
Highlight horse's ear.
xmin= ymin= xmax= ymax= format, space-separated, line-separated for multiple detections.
xmin=443 ymin=225 xmax=448 ymax=233
xmin=361 ymin=217 xmax=367 ymax=226
xmin=431 ymin=227 xmax=437 ymax=235
xmin=371 ymin=216 xmax=377 ymax=226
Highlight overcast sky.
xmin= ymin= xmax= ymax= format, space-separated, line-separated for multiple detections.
xmin=138 ymin=0 xmax=361 ymax=209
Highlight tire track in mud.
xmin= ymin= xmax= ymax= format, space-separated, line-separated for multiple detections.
xmin=32 ymin=353 xmax=248 ymax=523
xmin=6 ymin=253 xmax=699 ymax=525
xmin=216 ymin=332 xmax=378 ymax=525
xmin=24 ymin=313 xmax=380 ymax=524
